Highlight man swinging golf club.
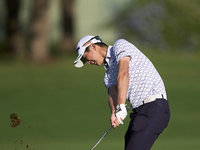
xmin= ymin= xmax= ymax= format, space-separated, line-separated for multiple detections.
xmin=74 ymin=35 xmax=170 ymax=150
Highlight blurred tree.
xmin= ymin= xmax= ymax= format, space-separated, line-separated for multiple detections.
xmin=60 ymin=0 xmax=75 ymax=53
xmin=5 ymin=0 xmax=25 ymax=58
xmin=161 ymin=0 xmax=200 ymax=51
xmin=110 ymin=0 xmax=200 ymax=51
xmin=30 ymin=0 xmax=50 ymax=62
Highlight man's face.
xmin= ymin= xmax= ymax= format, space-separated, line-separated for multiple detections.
xmin=82 ymin=44 xmax=103 ymax=66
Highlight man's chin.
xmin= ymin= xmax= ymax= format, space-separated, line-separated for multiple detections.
xmin=97 ymin=63 xmax=103 ymax=66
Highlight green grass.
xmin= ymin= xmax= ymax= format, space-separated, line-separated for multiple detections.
xmin=0 ymin=51 xmax=200 ymax=150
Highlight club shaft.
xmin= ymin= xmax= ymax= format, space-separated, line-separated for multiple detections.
xmin=91 ymin=126 xmax=112 ymax=150
xmin=90 ymin=106 xmax=130 ymax=150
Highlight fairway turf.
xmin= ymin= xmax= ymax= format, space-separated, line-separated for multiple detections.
xmin=0 ymin=51 xmax=199 ymax=150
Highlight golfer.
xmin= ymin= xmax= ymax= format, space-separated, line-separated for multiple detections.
xmin=74 ymin=35 xmax=170 ymax=150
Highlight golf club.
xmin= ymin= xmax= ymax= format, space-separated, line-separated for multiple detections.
xmin=90 ymin=106 xmax=130 ymax=150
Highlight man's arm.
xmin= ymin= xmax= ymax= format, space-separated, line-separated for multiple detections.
xmin=108 ymin=85 xmax=118 ymax=128
xmin=108 ymin=56 xmax=130 ymax=128
xmin=117 ymin=56 xmax=130 ymax=105
xmin=108 ymin=85 xmax=118 ymax=114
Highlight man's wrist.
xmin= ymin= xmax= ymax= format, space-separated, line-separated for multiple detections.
xmin=115 ymin=104 xmax=127 ymax=124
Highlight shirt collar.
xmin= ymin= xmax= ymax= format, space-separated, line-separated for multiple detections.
xmin=104 ymin=45 xmax=113 ymax=70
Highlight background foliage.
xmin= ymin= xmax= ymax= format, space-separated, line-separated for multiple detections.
xmin=110 ymin=0 xmax=200 ymax=51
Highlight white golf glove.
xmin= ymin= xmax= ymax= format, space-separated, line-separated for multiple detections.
xmin=115 ymin=104 xmax=127 ymax=124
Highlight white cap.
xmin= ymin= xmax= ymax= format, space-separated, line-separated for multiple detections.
xmin=73 ymin=35 xmax=102 ymax=68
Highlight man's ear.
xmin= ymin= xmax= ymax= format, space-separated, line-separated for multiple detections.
xmin=90 ymin=43 xmax=96 ymax=51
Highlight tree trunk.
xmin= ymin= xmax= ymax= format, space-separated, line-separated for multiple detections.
xmin=60 ymin=0 xmax=75 ymax=53
xmin=30 ymin=0 xmax=50 ymax=63
xmin=5 ymin=0 xmax=25 ymax=58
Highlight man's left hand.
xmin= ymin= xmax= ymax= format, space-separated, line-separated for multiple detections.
xmin=115 ymin=104 xmax=127 ymax=124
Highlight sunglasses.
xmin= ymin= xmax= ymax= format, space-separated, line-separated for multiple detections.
xmin=83 ymin=36 xmax=102 ymax=47
xmin=76 ymin=36 xmax=102 ymax=52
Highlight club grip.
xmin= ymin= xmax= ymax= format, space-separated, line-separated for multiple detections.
xmin=107 ymin=105 xmax=130 ymax=132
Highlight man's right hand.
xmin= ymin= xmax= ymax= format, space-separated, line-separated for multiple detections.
xmin=110 ymin=113 xmax=122 ymax=129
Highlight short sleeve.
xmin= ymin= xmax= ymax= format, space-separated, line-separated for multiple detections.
xmin=114 ymin=39 xmax=135 ymax=63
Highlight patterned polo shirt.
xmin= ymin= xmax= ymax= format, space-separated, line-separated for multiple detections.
xmin=103 ymin=39 xmax=167 ymax=108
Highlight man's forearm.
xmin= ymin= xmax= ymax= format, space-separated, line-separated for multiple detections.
xmin=108 ymin=85 xmax=118 ymax=114
xmin=117 ymin=72 xmax=129 ymax=104
xmin=108 ymin=96 xmax=115 ymax=114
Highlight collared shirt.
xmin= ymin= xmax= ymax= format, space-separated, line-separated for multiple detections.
xmin=104 ymin=39 xmax=167 ymax=108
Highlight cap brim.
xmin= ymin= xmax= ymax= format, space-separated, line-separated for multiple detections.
xmin=74 ymin=59 xmax=85 ymax=68
xmin=73 ymin=54 xmax=85 ymax=68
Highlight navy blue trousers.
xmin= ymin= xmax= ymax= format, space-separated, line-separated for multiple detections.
xmin=125 ymin=99 xmax=170 ymax=150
